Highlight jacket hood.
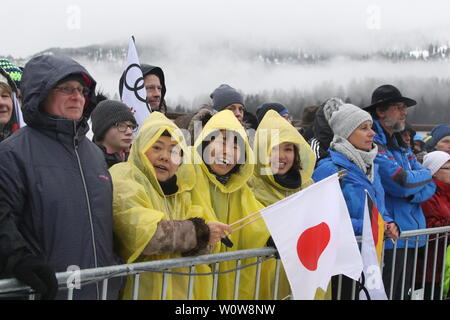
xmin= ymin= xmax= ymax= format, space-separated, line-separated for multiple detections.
xmin=192 ymin=110 xmax=254 ymax=193
xmin=312 ymin=105 xmax=334 ymax=150
xmin=316 ymin=150 xmax=378 ymax=190
xmin=127 ymin=111 xmax=195 ymax=196
xmin=21 ymin=55 xmax=96 ymax=132
xmin=253 ymin=110 xmax=316 ymax=191
xmin=327 ymin=149 xmax=369 ymax=173
xmin=141 ymin=64 xmax=166 ymax=93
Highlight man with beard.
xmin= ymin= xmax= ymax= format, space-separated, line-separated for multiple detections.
xmin=364 ymin=84 xmax=436 ymax=300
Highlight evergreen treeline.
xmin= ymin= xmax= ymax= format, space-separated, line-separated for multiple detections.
xmin=170 ymin=77 xmax=450 ymax=125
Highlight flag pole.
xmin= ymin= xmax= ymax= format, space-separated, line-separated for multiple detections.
xmin=229 ymin=170 xmax=347 ymax=231
xmin=229 ymin=211 xmax=261 ymax=228
xmin=338 ymin=169 xmax=347 ymax=179
xmin=230 ymin=215 xmax=264 ymax=234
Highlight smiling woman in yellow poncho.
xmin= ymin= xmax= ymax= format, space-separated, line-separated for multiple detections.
xmin=110 ymin=112 xmax=229 ymax=300
xmin=190 ymin=110 xmax=274 ymax=300
xmin=248 ymin=109 xmax=316 ymax=205
xmin=248 ymin=110 xmax=333 ymax=300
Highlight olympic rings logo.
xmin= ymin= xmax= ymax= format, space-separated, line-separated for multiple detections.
xmin=123 ymin=63 xmax=151 ymax=113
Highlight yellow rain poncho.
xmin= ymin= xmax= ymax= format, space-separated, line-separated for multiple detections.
xmin=110 ymin=112 xmax=212 ymax=300
xmin=190 ymin=110 xmax=272 ymax=300
xmin=248 ymin=110 xmax=331 ymax=300
xmin=248 ymin=110 xmax=316 ymax=206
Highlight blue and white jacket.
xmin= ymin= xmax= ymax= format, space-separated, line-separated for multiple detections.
xmin=372 ymin=120 xmax=436 ymax=248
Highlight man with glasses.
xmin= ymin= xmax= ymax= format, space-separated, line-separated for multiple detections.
xmin=91 ymin=99 xmax=138 ymax=168
xmin=364 ymin=84 xmax=436 ymax=300
xmin=0 ymin=55 xmax=122 ymax=299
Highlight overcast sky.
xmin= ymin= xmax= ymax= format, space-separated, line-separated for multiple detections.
xmin=3 ymin=0 xmax=450 ymax=57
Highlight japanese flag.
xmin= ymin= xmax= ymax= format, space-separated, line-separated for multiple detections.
xmin=261 ymin=173 xmax=363 ymax=300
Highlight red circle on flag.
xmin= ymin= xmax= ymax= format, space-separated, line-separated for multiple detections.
xmin=296 ymin=222 xmax=331 ymax=271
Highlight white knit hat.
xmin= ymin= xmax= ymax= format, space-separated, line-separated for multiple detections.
xmin=422 ymin=151 xmax=450 ymax=175
xmin=323 ymin=102 xmax=373 ymax=139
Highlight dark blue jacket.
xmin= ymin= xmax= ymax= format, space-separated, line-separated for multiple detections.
xmin=0 ymin=55 xmax=122 ymax=299
xmin=372 ymin=120 xmax=436 ymax=249
xmin=313 ymin=150 xmax=394 ymax=236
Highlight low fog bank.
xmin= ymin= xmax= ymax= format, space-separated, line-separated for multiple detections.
xmin=81 ymin=55 xmax=450 ymax=125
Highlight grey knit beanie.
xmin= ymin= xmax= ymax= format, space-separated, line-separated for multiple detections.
xmin=210 ymin=84 xmax=244 ymax=111
xmin=91 ymin=99 xmax=137 ymax=142
xmin=324 ymin=102 xmax=372 ymax=139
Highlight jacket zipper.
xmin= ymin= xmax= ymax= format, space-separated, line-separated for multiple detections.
xmin=73 ymin=122 xmax=100 ymax=299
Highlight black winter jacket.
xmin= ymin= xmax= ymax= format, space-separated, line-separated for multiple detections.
xmin=308 ymin=105 xmax=334 ymax=162
xmin=0 ymin=55 xmax=122 ymax=299
xmin=96 ymin=144 xmax=129 ymax=169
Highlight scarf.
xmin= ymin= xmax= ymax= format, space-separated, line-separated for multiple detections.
xmin=273 ymin=168 xmax=302 ymax=189
xmin=206 ymin=164 xmax=241 ymax=185
xmin=158 ymin=175 xmax=179 ymax=195
xmin=331 ymin=135 xmax=378 ymax=182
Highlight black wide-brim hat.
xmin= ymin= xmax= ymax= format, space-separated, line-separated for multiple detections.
xmin=363 ymin=84 xmax=417 ymax=113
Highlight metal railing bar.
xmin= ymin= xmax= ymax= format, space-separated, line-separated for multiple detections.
xmin=439 ymin=232 xmax=448 ymax=300
xmin=400 ymin=238 xmax=409 ymax=300
xmin=101 ymin=278 xmax=108 ymax=300
xmin=273 ymin=259 xmax=281 ymax=300
xmin=253 ymin=257 xmax=262 ymax=300
xmin=233 ymin=260 xmax=242 ymax=300
xmin=132 ymin=274 xmax=140 ymax=300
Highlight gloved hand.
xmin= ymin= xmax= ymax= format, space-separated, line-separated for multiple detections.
xmin=12 ymin=256 xmax=58 ymax=300
xmin=266 ymin=236 xmax=280 ymax=259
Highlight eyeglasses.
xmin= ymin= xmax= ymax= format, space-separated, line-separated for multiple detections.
xmin=115 ymin=123 xmax=138 ymax=132
xmin=55 ymin=86 xmax=90 ymax=96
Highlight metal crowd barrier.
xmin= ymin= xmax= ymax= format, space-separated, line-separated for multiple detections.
xmin=337 ymin=226 xmax=450 ymax=300
xmin=0 ymin=226 xmax=449 ymax=300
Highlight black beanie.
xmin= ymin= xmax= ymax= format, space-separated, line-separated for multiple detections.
xmin=91 ymin=99 xmax=137 ymax=142
xmin=256 ymin=102 xmax=289 ymax=123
